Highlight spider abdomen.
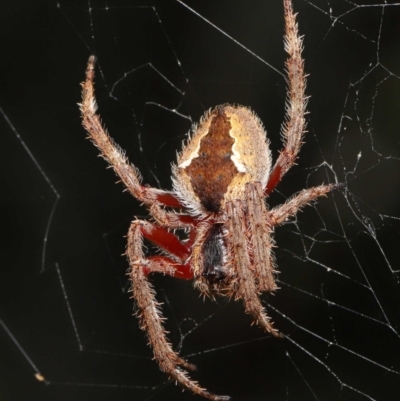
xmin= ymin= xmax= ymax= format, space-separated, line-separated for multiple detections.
xmin=174 ymin=105 xmax=272 ymax=215
xmin=184 ymin=107 xmax=237 ymax=212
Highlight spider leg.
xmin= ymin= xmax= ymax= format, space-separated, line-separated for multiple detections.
xmin=150 ymin=204 xmax=197 ymax=228
xmin=245 ymin=183 xmax=277 ymax=292
xmin=137 ymin=220 xmax=191 ymax=261
xmin=131 ymin=220 xmax=194 ymax=279
xmin=81 ymin=56 xmax=183 ymax=208
xmin=127 ymin=221 xmax=231 ymax=401
xmin=265 ymin=0 xmax=306 ymax=195
xmin=225 ymin=201 xmax=282 ymax=338
xmin=144 ymin=256 xmax=193 ymax=280
xmin=269 ymin=184 xmax=338 ymax=226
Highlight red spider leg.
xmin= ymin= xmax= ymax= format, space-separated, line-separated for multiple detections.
xmin=144 ymin=256 xmax=193 ymax=280
xmin=173 ymin=214 xmax=197 ymax=225
xmin=187 ymin=228 xmax=198 ymax=248
xmin=143 ymin=206 xmax=200 ymax=280
xmin=154 ymin=191 xmax=183 ymax=208
xmin=138 ymin=220 xmax=190 ymax=261
xmin=265 ymin=164 xmax=283 ymax=195
xmin=150 ymin=204 xmax=197 ymax=227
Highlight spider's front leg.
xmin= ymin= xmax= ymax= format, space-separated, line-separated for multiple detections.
xmin=80 ymin=56 xmax=183 ymax=209
xmin=127 ymin=220 xmax=230 ymax=401
xmin=266 ymin=0 xmax=307 ymax=195
xmin=225 ymin=198 xmax=281 ymax=338
xmin=245 ymin=183 xmax=277 ymax=293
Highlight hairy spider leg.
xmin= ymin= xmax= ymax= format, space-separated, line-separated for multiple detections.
xmin=245 ymin=183 xmax=277 ymax=292
xmin=225 ymin=200 xmax=281 ymax=338
xmin=138 ymin=220 xmax=190 ymax=260
xmin=138 ymin=209 xmax=199 ymax=279
xmin=269 ymin=184 xmax=339 ymax=226
xmin=128 ymin=221 xmax=231 ymax=401
xmin=81 ymin=55 xmax=184 ymax=209
xmin=135 ymin=220 xmax=194 ymax=279
xmin=150 ymin=203 xmax=198 ymax=228
xmin=143 ymin=256 xmax=193 ymax=279
xmin=265 ymin=0 xmax=307 ymax=195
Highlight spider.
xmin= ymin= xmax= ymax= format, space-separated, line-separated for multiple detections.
xmin=80 ymin=1 xmax=341 ymax=400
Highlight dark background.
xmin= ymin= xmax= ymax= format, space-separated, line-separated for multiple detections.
xmin=1 ymin=1 xmax=400 ymax=401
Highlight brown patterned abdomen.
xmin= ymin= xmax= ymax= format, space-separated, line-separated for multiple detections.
xmin=185 ymin=107 xmax=238 ymax=212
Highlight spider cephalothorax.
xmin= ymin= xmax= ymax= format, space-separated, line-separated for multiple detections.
xmin=80 ymin=1 xmax=340 ymax=400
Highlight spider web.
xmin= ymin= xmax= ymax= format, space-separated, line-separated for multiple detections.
xmin=1 ymin=1 xmax=400 ymax=400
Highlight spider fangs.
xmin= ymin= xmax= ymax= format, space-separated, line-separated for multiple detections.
xmin=80 ymin=1 xmax=342 ymax=400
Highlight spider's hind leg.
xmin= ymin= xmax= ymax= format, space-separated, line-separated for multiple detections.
xmin=127 ymin=220 xmax=230 ymax=401
xmin=127 ymin=221 xmax=194 ymax=369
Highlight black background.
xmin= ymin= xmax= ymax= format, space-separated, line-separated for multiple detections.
xmin=1 ymin=1 xmax=400 ymax=401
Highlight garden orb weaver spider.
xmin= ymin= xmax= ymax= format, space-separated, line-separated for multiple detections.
xmin=80 ymin=0 xmax=341 ymax=399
